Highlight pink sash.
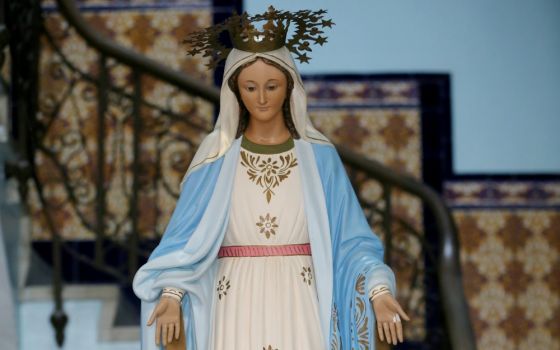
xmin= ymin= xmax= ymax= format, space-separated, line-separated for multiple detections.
xmin=217 ymin=243 xmax=312 ymax=258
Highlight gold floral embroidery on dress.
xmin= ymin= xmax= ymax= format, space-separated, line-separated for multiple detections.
xmin=216 ymin=275 xmax=231 ymax=300
xmin=330 ymin=304 xmax=341 ymax=350
xmin=353 ymin=274 xmax=370 ymax=349
xmin=263 ymin=346 xmax=278 ymax=350
xmin=301 ymin=266 xmax=313 ymax=285
xmin=256 ymin=213 xmax=279 ymax=238
xmin=240 ymin=150 xmax=298 ymax=203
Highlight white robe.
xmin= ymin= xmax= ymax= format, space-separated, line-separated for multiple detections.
xmin=209 ymin=137 xmax=324 ymax=349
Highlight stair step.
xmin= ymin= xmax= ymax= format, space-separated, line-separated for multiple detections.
xmin=19 ymin=284 xmax=140 ymax=347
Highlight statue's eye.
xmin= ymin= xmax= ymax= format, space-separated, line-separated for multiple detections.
xmin=267 ymin=85 xmax=278 ymax=91
xmin=246 ymin=86 xmax=256 ymax=92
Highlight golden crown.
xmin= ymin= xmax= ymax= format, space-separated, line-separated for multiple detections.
xmin=183 ymin=6 xmax=334 ymax=69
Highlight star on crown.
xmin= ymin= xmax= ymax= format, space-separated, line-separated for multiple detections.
xmin=183 ymin=6 xmax=335 ymax=69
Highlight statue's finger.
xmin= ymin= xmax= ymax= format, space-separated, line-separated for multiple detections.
xmin=147 ymin=305 xmax=160 ymax=326
xmin=377 ymin=321 xmax=384 ymax=342
xmin=394 ymin=301 xmax=410 ymax=321
xmin=155 ymin=320 xmax=161 ymax=346
xmin=167 ymin=323 xmax=174 ymax=343
xmin=162 ymin=324 xmax=168 ymax=346
xmin=397 ymin=320 xmax=404 ymax=342
xmin=175 ymin=321 xmax=181 ymax=340
xmin=389 ymin=320 xmax=397 ymax=345
xmin=383 ymin=322 xmax=391 ymax=344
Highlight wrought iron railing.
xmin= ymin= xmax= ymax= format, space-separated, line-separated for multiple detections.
xmin=5 ymin=0 xmax=475 ymax=348
xmin=0 ymin=27 xmax=7 ymax=68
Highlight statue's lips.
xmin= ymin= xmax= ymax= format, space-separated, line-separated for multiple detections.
xmin=257 ymin=107 xmax=270 ymax=111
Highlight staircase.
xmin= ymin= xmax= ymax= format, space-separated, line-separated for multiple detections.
xmin=3 ymin=0 xmax=476 ymax=349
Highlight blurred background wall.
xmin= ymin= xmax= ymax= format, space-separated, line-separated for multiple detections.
xmin=248 ymin=0 xmax=560 ymax=174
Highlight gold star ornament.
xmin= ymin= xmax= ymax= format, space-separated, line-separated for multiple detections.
xmin=183 ymin=6 xmax=335 ymax=69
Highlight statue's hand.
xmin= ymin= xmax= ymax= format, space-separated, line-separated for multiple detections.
xmin=371 ymin=294 xmax=410 ymax=345
xmin=147 ymin=297 xmax=182 ymax=346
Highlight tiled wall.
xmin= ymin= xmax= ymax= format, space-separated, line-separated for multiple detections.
xmin=446 ymin=180 xmax=560 ymax=349
xmin=30 ymin=0 xmax=216 ymax=241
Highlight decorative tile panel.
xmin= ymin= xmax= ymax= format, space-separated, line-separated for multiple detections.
xmin=29 ymin=1 xmax=214 ymax=241
xmin=448 ymin=180 xmax=560 ymax=350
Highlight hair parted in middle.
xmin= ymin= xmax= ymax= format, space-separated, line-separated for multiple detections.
xmin=228 ymin=57 xmax=300 ymax=139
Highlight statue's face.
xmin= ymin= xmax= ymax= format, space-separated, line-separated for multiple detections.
xmin=237 ymin=58 xmax=288 ymax=125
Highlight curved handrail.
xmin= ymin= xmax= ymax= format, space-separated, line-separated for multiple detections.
xmin=338 ymin=145 xmax=476 ymax=350
xmin=0 ymin=24 xmax=8 ymax=58
xmin=55 ymin=0 xmax=220 ymax=103
xmin=0 ymin=24 xmax=9 ymax=86
xmin=50 ymin=0 xmax=476 ymax=348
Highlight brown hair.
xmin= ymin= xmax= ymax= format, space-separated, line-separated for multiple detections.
xmin=227 ymin=57 xmax=300 ymax=139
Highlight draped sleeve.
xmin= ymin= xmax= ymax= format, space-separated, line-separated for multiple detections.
xmin=149 ymin=157 xmax=224 ymax=261
xmin=132 ymin=157 xmax=226 ymax=350
xmin=133 ymin=156 xmax=225 ymax=301
xmin=312 ymin=143 xmax=396 ymax=348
